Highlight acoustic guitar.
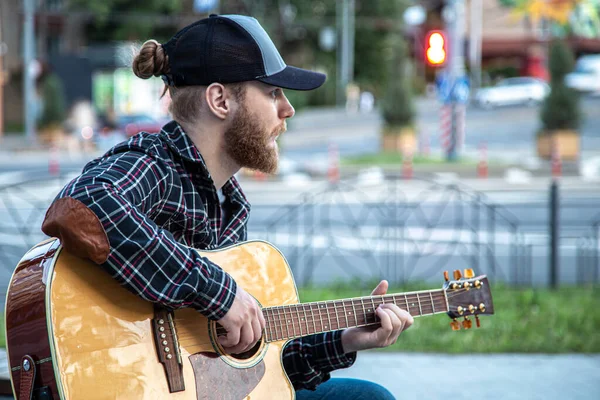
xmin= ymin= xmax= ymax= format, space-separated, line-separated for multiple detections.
xmin=5 ymin=238 xmax=494 ymax=399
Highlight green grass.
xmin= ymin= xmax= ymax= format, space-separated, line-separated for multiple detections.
xmin=341 ymin=152 xmax=478 ymax=166
xmin=298 ymin=281 xmax=600 ymax=353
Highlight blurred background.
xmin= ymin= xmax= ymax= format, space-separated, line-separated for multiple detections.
xmin=0 ymin=0 xmax=599 ymax=399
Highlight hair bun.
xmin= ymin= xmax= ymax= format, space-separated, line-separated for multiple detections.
xmin=132 ymin=40 xmax=170 ymax=79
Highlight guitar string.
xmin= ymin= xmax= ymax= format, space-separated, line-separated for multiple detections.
xmin=212 ymin=287 xmax=480 ymax=336
xmin=175 ymin=286 xmax=485 ymax=344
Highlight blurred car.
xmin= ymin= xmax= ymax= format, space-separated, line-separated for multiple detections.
xmin=117 ymin=114 xmax=164 ymax=137
xmin=565 ymin=54 xmax=600 ymax=94
xmin=473 ymin=77 xmax=550 ymax=109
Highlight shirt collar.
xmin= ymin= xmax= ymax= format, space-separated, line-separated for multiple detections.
xmin=160 ymin=120 xmax=250 ymax=205
xmin=160 ymin=120 xmax=209 ymax=167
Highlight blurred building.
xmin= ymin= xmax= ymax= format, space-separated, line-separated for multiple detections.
xmin=0 ymin=0 xmax=180 ymax=135
xmin=1 ymin=0 xmax=88 ymax=133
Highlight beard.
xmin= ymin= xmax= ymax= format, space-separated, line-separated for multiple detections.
xmin=224 ymin=102 xmax=286 ymax=175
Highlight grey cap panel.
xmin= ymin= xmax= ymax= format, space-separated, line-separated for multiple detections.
xmin=222 ymin=15 xmax=286 ymax=77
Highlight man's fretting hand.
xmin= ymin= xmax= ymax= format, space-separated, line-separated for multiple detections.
xmin=341 ymin=280 xmax=414 ymax=353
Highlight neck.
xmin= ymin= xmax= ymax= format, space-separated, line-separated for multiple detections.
xmin=258 ymin=288 xmax=449 ymax=343
xmin=179 ymin=120 xmax=239 ymax=190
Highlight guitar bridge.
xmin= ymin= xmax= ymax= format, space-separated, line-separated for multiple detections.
xmin=153 ymin=305 xmax=185 ymax=393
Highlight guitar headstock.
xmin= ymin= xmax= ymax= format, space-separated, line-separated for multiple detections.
xmin=443 ymin=269 xmax=494 ymax=330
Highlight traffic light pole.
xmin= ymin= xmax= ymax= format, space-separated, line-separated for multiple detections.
xmin=445 ymin=0 xmax=466 ymax=162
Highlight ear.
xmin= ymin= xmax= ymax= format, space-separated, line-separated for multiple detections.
xmin=205 ymin=83 xmax=230 ymax=120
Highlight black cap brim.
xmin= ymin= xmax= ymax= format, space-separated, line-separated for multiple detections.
xmin=258 ymin=66 xmax=326 ymax=91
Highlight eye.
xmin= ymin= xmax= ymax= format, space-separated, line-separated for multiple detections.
xmin=270 ymin=88 xmax=281 ymax=99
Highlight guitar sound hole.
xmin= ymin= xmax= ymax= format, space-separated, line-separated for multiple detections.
xmin=230 ymin=339 xmax=263 ymax=360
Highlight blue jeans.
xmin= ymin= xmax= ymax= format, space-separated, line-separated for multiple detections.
xmin=295 ymin=378 xmax=395 ymax=400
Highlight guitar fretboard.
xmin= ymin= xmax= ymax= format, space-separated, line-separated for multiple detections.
xmin=262 ymin=289 xmax=448 ymax=342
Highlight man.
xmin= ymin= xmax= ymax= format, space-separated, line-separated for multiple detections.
xmin=42 ymin=14 xmax=413 ymax=399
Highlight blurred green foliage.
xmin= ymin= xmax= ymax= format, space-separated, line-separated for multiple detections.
xmin=39 ymin=74 xmax=67 ymax=130
xmin=381 ymin=34 xmax=415 ymax=128
xmin=68 ymin=0 xmax=413 ymax=111
xmin=299 ymin=281 xmax=600 ymax=353
xmin=540 ymin=40 xmax=581 ymax=132
xmin=68 ymin=0 xmax=183 ymax=42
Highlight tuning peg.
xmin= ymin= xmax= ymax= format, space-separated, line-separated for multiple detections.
xmin=450 ymin=318 xmax=461 ymax=331
xmin=444 ymin=271 xmax=449 ymax=282
xmin=462 ymin=317 xmax=472 ymax=329
xmin=475 ymin=315 xmax=481 ymax=328
xmin=463 ymin=268 xmax=474 ymax=279
xmin=453 ymin=270 xmax=462 ymax=280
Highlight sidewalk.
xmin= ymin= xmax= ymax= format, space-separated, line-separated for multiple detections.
xmin=1 ymin=349 xmax=598 ymax=399
xmin=332 ymin=352 xmax=600 ymax=400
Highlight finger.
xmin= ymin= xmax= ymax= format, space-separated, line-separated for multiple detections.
xmin=258 ymin=307 xmax=266 ymax=333
xmin=227 ymin=322 xmax=253 ymax=355
xmin=383 ymin=308 xmax=403 ymax=344
xmin=375 ymin=306 xmax=393 ymax=343
xmin=381 ymin=304 xmax=413 ymax=334
xmin=218 ymin=324 xmax=241 ymax=348
xmin=401 ymin=310 xmax=414 ymax=331
xmin=371 ymin=280 xmax=389 ymax=296
xmin=251 ymin=315 xmax=262 ymax=346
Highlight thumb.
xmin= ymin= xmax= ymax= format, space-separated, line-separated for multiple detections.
xmin=371 ymin=280 xmax=388 ymax=296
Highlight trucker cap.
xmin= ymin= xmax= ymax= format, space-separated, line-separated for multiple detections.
xmin=161 ymin=14 xmax=326 ymax=91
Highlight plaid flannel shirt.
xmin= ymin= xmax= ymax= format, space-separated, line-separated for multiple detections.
xmin=50 ymin=120 xmax=355 ymax=391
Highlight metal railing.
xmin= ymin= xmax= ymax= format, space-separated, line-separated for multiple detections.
xmin=1 ymin=174 xmax=599 ymax=298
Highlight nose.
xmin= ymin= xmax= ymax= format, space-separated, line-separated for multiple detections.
xmin=279 ymin=92 xmax=295 ymax=120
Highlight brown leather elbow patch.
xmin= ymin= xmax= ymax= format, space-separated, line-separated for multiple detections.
xmin=42 ymin=197 xmax=110 ymax=264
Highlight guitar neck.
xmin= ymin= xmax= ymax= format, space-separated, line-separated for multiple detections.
xmin=262 ymin=289 xmax=448 ymax=343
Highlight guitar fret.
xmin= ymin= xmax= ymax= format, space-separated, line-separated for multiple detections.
xmin=302 ymin=304 xmax=310 ymax=335
xmin=325 ymin=302 xmax=332 ymax=331
xmin=342 ymin=301 xmax=350 ymax=328
xmin=282 ymin=306 xmax=291 ymax=339
xmin=370 ymin=298 xmax=376 ymax=324
xmin=351 ymin=300 xmax=358 ymax=327
xmin=317 ymin=303 xmax=324 ymax=332
xmin=275 ymin=307 xmax=289 ymax=340
xmin=429 ymin=292 xmax=435 ymax=314
xmin=360 ymin=298 xmax=367 ymax=326
xmin=266 ymin=309 xmax=275 ymax=341
xmin=288 ymin=305 xmax=298 ymax=338
xmin=295 ymin=305 xmax=303 ymax=337
xmin=333 ymin=301 xmax=340 ymax=330
xmin=417 ymin=293 xmax=423 ymax=316
xmin=404 ymin=294 xmax=410 ymax=313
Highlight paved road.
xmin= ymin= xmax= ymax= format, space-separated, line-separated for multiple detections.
xmin=3 ymin=95 xmax=600 ymax=176
xmin=280 ymin=95 xmax=600 ymax=166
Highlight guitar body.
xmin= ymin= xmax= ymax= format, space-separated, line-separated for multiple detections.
xmin=5 ymin=239 xmax=299 ymax=399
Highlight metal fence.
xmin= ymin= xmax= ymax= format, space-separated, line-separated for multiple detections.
xmin=1 ymin=174 xmax=599 ymax=302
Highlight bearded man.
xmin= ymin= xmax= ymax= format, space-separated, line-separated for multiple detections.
xmin=42 ymin=14 xmax=412 ymax=399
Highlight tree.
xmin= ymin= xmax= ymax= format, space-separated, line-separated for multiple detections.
xmin=382 ymin=35 xmax=414 ymax=129
xmin=540 ymin=40 xmax=580 ymax=131
xmin=67 ymin=0 xmax=183 ymax=42
xmin=39 ymin=73 xmax=67 ymax=130
xmin=380 ymin=32 xmax=416 ymax=155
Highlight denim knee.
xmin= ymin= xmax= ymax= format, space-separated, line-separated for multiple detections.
xmin=354 ymin=380 xmax=396 ymax=400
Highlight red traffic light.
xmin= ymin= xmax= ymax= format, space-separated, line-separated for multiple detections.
xmin=425 ymin=30 xmax=447 ymax=67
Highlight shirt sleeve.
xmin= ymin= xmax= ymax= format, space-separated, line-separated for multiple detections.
xmin=282 ymin=331 xmax=357 ymax=391
xmin=43 ymin=151 xmax=237 ymax=320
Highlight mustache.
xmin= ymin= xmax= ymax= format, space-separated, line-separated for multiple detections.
xmin=273 ymin=121 xmax=287 ymax=136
